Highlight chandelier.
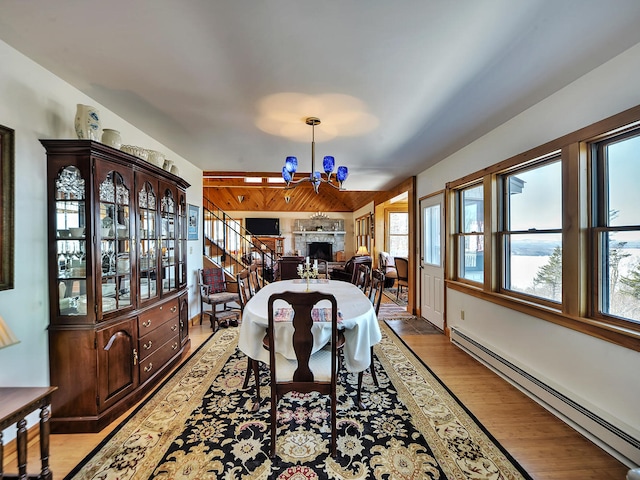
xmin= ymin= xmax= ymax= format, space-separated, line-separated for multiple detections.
xmin=281 ymin=117 xmax=348 ymax=194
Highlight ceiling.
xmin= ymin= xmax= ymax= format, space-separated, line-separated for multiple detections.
xmin=2 ymin=1 xmax=640 ymax=192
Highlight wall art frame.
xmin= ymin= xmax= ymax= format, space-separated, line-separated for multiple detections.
xmin=0 ymin=124 xmax=15 ymax=290
xmin=188 ymin=204 xmax=199 ymax=241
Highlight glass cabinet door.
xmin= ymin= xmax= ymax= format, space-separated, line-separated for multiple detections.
xmin=160 ymin=186 xmax=177 ymax=294
xmin=138 ymin=180 xmax=159 ymax=303
xmin=98 ymin=170 xmax=132 ymax=316
xmin=54 ymin=166 xmax=87 ymax=316
xmin=177 ymin=191 xmax=187 ymax=288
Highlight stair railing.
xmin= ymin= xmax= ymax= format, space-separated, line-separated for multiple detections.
xmin=202 ymin=198 xmax=276 ymax=282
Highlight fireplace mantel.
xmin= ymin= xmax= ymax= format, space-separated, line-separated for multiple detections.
xmin=293 ymin=231 xmax=346 ymax=235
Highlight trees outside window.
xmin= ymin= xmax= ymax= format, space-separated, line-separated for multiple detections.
xmin=500 ymin=159 xmax=562 ymax=303
xmin=594 ymin=133 xmax=640 ymax=322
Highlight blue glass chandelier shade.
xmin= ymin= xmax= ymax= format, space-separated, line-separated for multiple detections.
xmin=280 ymin=117 xmax=349 ymax=193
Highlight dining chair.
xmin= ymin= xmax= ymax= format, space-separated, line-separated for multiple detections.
xmin=198 ymin=267 xmax=241 ymax=331
xmin=238 ymin=269 xmax=264 ymax=410
xmin=249 ymin=263 xmax=263 ymax=293
xmin=393 ymin=257 xmax=409 ymax=300
xmin=354 ymin=263 xmax=371 ymax=295
xmin=357 ymin=268 xmax=385 ymax=409
xmin=237 ymin=268 xmax=253 ymax=309
xmin=316 ymin=258 xmax=330 ymax=279
xmin=267 ymin=291 xmax=339 ymax=457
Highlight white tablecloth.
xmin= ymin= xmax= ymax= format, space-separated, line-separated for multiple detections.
xmin=238 ymin=279 xmax=382 ymax=372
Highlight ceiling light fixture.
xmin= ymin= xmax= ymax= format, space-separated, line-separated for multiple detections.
xmin=281 ymin=117 xmax=348 ymax=194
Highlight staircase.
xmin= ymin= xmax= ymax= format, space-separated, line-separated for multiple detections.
xmin=202 ymin=198 xmax=276 ymax=283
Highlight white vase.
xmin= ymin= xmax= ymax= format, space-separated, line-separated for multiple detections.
xmin=74 ymin=104 xmax=101 ymax=140
xmin=101 ymin=129 xmax=122 ymax=149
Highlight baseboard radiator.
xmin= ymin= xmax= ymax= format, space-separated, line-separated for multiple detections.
xmin=449 ymin=326 xmax=640 ymax=467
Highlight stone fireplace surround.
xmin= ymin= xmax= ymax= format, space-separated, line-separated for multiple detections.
xmin=293 ymin=218 xmax=345 ymax=261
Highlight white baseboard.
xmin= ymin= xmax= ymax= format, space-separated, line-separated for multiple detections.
xmin=450 ymin=326 xmax=640 ymax=467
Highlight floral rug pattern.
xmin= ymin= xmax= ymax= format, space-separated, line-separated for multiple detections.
xmin=66 ymin=325 xmax=531 ymax=480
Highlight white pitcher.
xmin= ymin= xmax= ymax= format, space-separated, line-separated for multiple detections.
xmin=74 ymin=104 xmax=101 ymax=140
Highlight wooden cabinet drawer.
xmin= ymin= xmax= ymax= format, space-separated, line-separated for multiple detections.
xmin=138 ymin=317 xmax=180 ymax=361
xmin=139 ymin=334 xmax=181 ymax=383
xmin=138 ymin=298 xmax=179 ymax=334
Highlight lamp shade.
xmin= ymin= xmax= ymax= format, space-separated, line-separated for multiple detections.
xmin=322 ymin=156 xmax=335 ymax=174
xmin=285 ymin=156 xmax=298 ymax=173
xmin=356 ymin=246 xmax=369 ymax=256
xmin=0 ymin=315 xmax=20 ymax=349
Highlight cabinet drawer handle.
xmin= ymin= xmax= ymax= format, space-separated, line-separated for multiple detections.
xmin=142 ymin=319 xmax=152 ymax=328
xmin=172 ymin=342 xmax=178 ymax=350
xmin=143 ymin=363 xmax=153 ymax=373
xmin=143 ymin=340 xmax=153 ymax=350
xmin=133 ymin=349 xmax=138 ymax=366
xmin=171 ymin=324 xmax=178 ymax=332
xmin=170 ymin=306 xmax=177 ymax=313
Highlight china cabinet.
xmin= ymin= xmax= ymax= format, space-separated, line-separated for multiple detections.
xmin=42 ymin=140 xmax=190 ymax=433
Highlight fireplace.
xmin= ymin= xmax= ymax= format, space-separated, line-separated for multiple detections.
xmin=308 ymin=242 xmax=332 ymax=261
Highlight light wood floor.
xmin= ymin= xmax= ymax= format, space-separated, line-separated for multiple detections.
xmin=5 ymin=320 xmax=629 ymax=479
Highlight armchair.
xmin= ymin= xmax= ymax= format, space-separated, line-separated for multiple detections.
xmin=330 ymin=255 xmax=372 ymax=284
xmin=379 ymin=251 xmax=397 ymax=288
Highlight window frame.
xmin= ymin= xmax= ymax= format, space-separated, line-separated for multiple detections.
xmin=454 ymin=182 xmax=485 ymax=285
xmin=497 ymin=155 xmax=563 ymax=308
xmin=590 ymin=129 xmax=640 ymax=325
xmin=445 ymin=105 xmax=640 ymax=353
xmin=387 ymin=210 xmax=409 ymax=258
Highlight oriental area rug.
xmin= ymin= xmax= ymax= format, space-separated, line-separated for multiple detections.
xmin=65 ymin=324 xmax=532 ymax=480
xmin=384 ymin=287 xmax=408 ymax=306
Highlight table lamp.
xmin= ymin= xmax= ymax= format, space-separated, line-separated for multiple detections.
xmin=0 ymin=315 xmax=20 ymax=349
xmin=356 ymin=246 xmax=369 ymax=256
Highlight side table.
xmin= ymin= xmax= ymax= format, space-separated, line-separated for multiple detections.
xmin=0 ymin=386 xmax=57 ymax=480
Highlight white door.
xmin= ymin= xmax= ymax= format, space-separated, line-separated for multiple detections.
xmin=420 ymin=193 xmax=445 ymax=329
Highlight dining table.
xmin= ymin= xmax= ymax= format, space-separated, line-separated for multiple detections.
xmin=238 ymin=279 xmax=382 ymax=373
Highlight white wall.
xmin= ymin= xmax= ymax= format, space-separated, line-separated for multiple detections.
xmin=416 ymin=42 xmax=640 ymax=438
xmin=0 ymin=40 xmax=203 ymax=437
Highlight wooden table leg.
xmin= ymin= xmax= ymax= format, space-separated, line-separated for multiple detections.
xmin=39 ymin=404 xmax=53 ymax=480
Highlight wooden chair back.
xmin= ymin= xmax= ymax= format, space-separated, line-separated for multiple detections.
xmin=267 ymin=291 xmax=338 ymax=457
xmin=394 ymin=257 xmax=409 ymax=282
xmin=249 ymin=263 xmax=262 ymax=293
xmin=237 ymin=269 xmax=253 ymax=309
xmin=369 ymin=269 xmax=385 ymax=315
xmin=354 ymin=263 xmax=371 ymax=294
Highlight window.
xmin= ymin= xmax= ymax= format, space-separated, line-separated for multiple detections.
xmin=446 ymin=106 xmax=640 ymax=350
xmin=456 ymin=184 xmax=484 ymax=282
xmin=500 ymin=158 xmax=562 ymax=303
xmin=423 ymin=204 xmax=441 ymax=265
xmin=593 ymin=132 xmax=640 ymax=323
xmin=388 ymin=211 xmax=408 ymax=258
xmin=355 ymin=214 xmax=372 ymax=254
